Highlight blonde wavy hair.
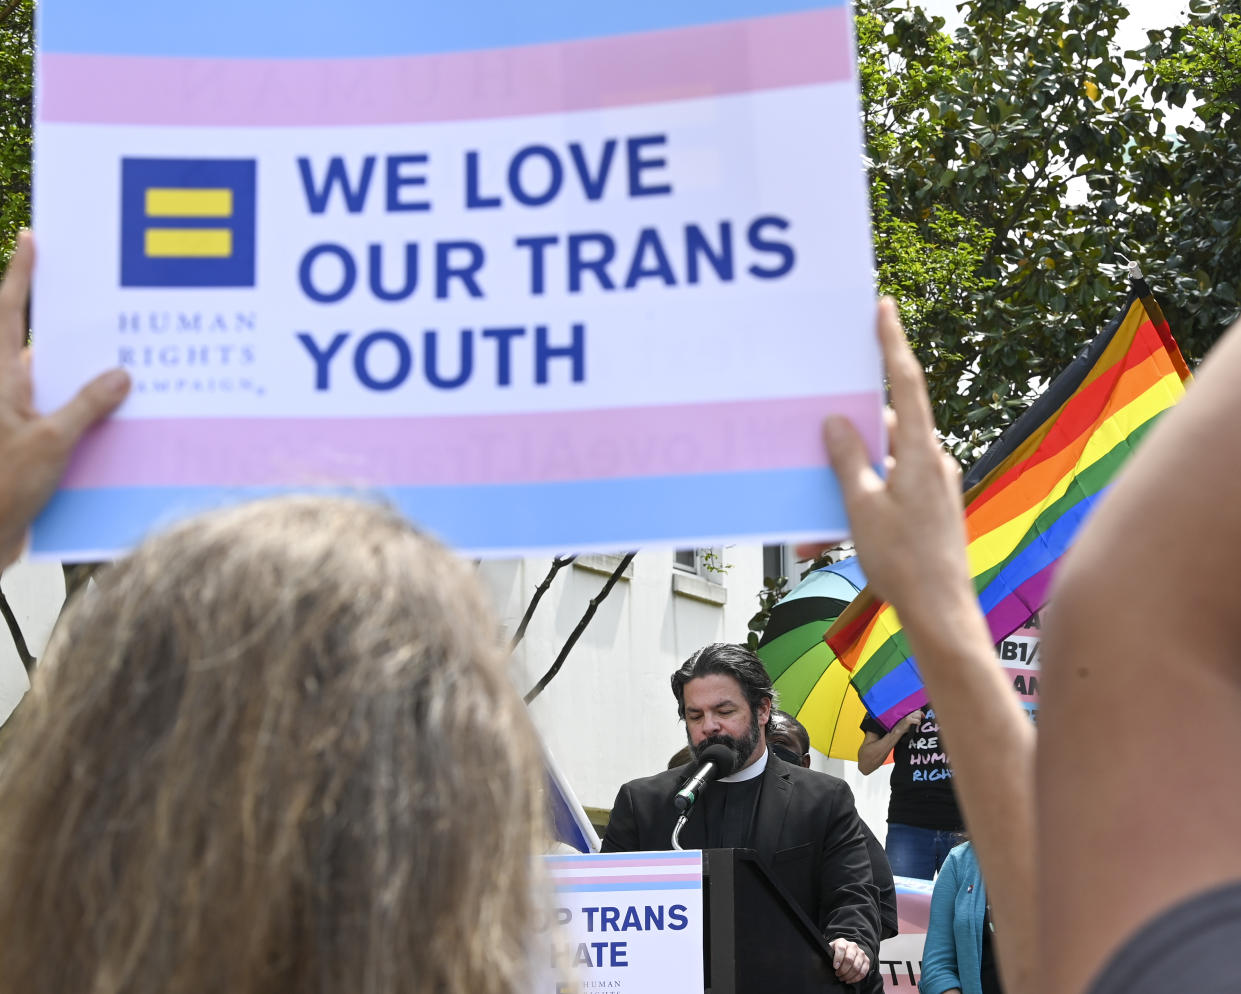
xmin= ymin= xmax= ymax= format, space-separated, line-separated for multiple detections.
xmin=0 ymin=497 xmax=546 ymax=994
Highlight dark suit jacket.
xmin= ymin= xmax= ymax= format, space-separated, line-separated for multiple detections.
xmin=600 ymin=753 xmax=880 ymax=958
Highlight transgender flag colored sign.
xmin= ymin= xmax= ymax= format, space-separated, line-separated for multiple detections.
xmin=32 ymin=0 xmax=882 ymax=560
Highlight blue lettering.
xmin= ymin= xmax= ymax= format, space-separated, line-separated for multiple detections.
xmin=581 ymin=907 xmax=599 ymax=931
xmin=508 ymin=144 xmax=563 ymax=207
xmin=423 ymin=330 xmax=473 ymax=389
xmin=536 ymin=323 xmax=586 ymax=384
xmin=624 ymin=227 xmax=676 ymax=288
xmin=385 ymin=154 xmax=430 ymax=212
xmin=643 ymin=905 xmax=665 ymax=930
xmin=600 ymin=907 xmax=620 ymax=931
xmin=747 ymin=215 xmax=795 ymax=279
xmin=295 ymin=331 xmax=349 ymax=390
xmin=297 ymin=155 xmax=376 ymax=214
xmin=612 ymin=942 xmax=628 ymax=967
xmin=367 ymin=243 xmax=419 ymax=302
xmin=668 ymin=905 xmax=689 ymax=931
xmin=621 ymin=906 xmax=642 ymax=931
xmin=686 ymin=222 xmax=734 ymax=283
xmin=481 ymin=326 xmax=525 ymax=386
xmin=464 ymin=150 xmax=502 ymax=209
xmin=299 ymin=243 xmax=357 ymax=303
xmin=353 ymin=330 xmax=412 ymax=391
xmin=626 ymin=134 xmax=672 ymax=197
xmin=434 ymin=241 xmax=485 ymax=299
xmin=569 ymin=138 xmax=617 ymax=200
xmin=568 ymin=233 xmax=616 ymax=292
xmin=516 ymin=234 xmax=559 ymax=294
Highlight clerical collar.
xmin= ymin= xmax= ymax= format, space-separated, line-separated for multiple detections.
xmin=720 ymin=747 xmax=768 ymax=783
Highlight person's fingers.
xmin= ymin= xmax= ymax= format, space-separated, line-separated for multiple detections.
xmin=824 ymin=415 xmax=883 ymax=506
xmin=830 ymin=940 xmax=844 ymax=970
xmin=40 ymin=367 xmax=130 ymax=452
xmin=0 ymin=232 xmax=34 ymax=358
xmin=876 ymin=297 xmax=936 ymax=452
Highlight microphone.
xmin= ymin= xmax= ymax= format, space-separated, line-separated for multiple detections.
xmin=673 ymin=743 xmax=737 ymax=813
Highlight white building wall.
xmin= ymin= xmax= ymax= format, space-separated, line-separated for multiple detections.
xmin=0 ymin=557 xmax=62 ymax=723
xmin=0 ymin=543 xmax=892 ymax=841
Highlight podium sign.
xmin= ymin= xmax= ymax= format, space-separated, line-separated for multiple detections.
xmin=544 ymin=850 xmax=704 ymax=993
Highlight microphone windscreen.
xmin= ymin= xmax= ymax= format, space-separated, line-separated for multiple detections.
xmin=696 ymin=743 xmax=738 ymax=778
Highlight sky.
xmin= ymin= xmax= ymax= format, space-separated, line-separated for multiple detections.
xmin=916 ymin=0 xmax=1192 ymax=50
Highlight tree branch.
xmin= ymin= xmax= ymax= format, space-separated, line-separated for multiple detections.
xmin=0 ymin=579 xmax=34 ymax=675
xmin=0 ymin=0 xmax=23 ymax=29
xmin=62 ymin=562 xmax=103 ymax=603
xmin=524 ymin=552 xmax=635 ymax=704
xmin=510 ymin=555 xmax=576 ymax=651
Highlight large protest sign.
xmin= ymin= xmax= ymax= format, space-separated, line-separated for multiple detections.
xmin=998 ymin=624 xmax=1040 ymax=724
xmin=542 ymin=850 xmax=704 ymax=993
xmin=31 ymin=0 xmax=881 ymax=559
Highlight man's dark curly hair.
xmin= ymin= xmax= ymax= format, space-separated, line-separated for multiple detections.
xmin=670 ymin=642 xmax=776 ymax=735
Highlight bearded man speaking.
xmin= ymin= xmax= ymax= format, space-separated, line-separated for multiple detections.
xmin=601 ymin=642 xmax=879 ymax=985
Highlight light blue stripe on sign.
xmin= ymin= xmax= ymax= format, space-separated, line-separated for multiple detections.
xmin=31 ymin=464 xmax=863 ymax=559
xmin=40 ymin=0 xmax=845 ymax=58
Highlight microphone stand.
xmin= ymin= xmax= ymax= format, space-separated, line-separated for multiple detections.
xmin=671 ymin=811 xmax=691 ymax=851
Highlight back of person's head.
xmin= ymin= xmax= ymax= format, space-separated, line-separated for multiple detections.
xmin=670 ymin=642 xmax=776 ymax=735
xmin=0 ymin=496 xmax=545 ymax=994
xmin=667 ymin=744 xmax=693 ymax=769
xmin=768 ymin=709 xmax=812 ymax=766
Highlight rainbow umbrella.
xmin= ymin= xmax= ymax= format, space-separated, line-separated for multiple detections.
xmin=756 ymin=558 xmax=869 ymax=761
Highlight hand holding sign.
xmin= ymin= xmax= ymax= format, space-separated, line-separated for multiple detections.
xmin=0 ymin=233 xmax=130 ymax=567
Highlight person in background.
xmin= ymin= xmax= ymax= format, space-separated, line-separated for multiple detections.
xmin=920 ymin=841 xmax=1003 ymax=994
xmin=770 ymin=709 xmax=898 ymax=994
xmin=602 ymin=643 xmax=879 ymax=986
xmin=858 ymin=703 xmax=963 ymax=879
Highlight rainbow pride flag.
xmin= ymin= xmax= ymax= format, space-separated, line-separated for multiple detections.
xmin=826 ymin=281 xmax=1192 ymax=729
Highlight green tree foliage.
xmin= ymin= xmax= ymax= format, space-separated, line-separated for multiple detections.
xmin=858 ymin=0 xmax=1239 ymax=459
xmin=1129 ymin=0 xmax=1241 ymax=355
xmin=0 ymin=1 xmax=31 ymax=263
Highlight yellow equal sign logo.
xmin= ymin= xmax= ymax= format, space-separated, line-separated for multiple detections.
xmin=143 ymin=188 xmax=234 ymax=258
xmin=121 ymin=158 xmax=256 ymax=288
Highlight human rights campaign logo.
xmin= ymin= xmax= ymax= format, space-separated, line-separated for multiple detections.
xmin=120 ymin=158 xmax=256 ymax=288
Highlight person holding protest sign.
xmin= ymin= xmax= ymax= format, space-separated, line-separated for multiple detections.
xmin=0 ymin=235 xmax=552 ymax=994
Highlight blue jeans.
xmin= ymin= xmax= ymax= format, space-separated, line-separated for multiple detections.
xmin=884 ymin=823 xmax=959 ymax=879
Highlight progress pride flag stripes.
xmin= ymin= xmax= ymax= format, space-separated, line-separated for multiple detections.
xmin=827 ymin=286 xmax=1191 ymax=729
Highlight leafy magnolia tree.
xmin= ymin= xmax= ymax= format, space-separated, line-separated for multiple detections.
xmin=1129 ymin=0 xmax=1241 ymax=351
xmin=856 ymin=0 xmax=1237 ymax=460
xmin=0 ymin=0 xmax=31 ymax=260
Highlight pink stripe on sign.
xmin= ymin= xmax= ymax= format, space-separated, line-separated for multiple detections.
xmin=61 ymin=393 xmax=882 ymax=489
xmin=40 ymin=9 xmax=851 ymax=126
xmin=551 ymin=857 xmax=701 ymax=870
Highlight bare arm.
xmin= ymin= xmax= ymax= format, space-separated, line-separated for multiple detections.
xmin=1037 ymin=316 xmax=1241 ymax=993
xmin=825 ymin=300 xmax=1036 ymax=994
xmin=856 ymin=712 xmax=921 ymax=775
